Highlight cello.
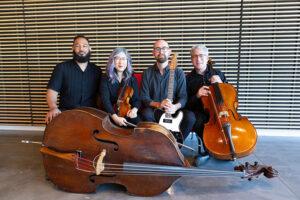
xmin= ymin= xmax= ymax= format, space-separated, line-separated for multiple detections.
xmin=202 ymin=60 xmax=258 ymax=160
xmin=40 ymin=107 xmax=276 ymax=196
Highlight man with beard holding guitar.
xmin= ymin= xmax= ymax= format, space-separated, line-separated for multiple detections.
xmin=140 ymin=39 xmax=195 ymax=143
xmin=45 ymin=35 xmax=102 ymax=124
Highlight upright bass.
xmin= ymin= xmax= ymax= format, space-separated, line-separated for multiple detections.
xmin=40 ymin=107 xmax=276 ymax=196
xmin=202 ymin=59 xmax=258 ymax=160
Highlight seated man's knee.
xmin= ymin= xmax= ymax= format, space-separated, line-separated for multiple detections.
xmin=182 ymin=110 xmax=196 ymax=124
xmin=140 ymin=108 xmax=155 ymax=122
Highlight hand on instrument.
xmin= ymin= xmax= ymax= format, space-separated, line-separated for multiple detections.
xmin=196 ymin=86 xmax=210 ymax=98
xmin=127 ymin=107 xmax=138 ymax=118
xmin=112 ymin=114 xmax=128 ymax=126
xmin=210 ymin=75 xmax=223 ymax=84
xmin=161 ymin=99 xmax=177 ymax=114
xmin=45 ymin=108 xmax=61 ymax=124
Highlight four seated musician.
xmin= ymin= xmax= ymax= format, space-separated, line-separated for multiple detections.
xmin=140 ymin=39 xmax=195 ymax=140
xmin=100 ymin=47 xmax=140 ymax=127
xmin=186 ymin=44 xmax=227 ymax=153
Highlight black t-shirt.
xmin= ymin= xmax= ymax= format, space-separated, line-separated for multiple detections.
xmin=47 ymin=59 xmax=102 ymax=110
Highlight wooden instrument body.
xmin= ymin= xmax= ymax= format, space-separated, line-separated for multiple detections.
xmin=202 ymin=83 xmax=257 ymax=160
xmin=41 ymin=107 xmax=188 ymax=196
xmin=117 ymin=86 xmax=134 ymax=117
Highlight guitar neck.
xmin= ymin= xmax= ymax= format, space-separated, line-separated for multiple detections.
xmin=167 ymin=69 xmax=175 ymax=101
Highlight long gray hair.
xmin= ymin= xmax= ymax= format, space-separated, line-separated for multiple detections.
xmin=106 ymin=47 xmax=133 ymax=84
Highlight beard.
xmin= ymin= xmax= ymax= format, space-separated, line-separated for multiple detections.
xmin=73 ymin=51 xmax=91 ymax=63
xmin=156 ymin=54 xmax=168 ymax=63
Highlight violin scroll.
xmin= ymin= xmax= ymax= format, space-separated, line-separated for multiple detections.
xmin=234 ymin=161 xmax=279 ymax=180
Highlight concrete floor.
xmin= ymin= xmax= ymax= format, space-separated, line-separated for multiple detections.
xmin=0 ymin=130 xmax=299 ymax=200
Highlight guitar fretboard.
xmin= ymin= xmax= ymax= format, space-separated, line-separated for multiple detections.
xmin=167 ymin=69 xmax=175 ymax=102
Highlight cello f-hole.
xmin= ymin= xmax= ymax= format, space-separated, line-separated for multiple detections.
xmin=93 ymin=129 xmax=100 ymax=135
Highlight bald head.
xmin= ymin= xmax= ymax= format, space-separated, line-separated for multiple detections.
xmin=153 ymin=39 xmax=169 ymax=48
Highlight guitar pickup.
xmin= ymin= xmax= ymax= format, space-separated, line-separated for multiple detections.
xmin=163 ymin=119 xmax=173 ymax=123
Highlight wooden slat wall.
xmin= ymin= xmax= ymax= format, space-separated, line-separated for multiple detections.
xmin=0 ymin=0 xmax=299 ymax=129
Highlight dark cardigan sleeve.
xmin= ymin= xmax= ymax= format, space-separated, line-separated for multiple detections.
xmin=129 ymin=76 xmax=141 ymax=109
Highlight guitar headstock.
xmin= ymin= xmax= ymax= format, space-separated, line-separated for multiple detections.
xmin=169 ymin=52 xmax=178 ymax=70
xmin=234 ymin=161 xmax=279 ymax=180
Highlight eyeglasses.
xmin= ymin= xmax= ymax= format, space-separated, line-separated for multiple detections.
xmin=114 ymin=57 xmax=127 ymax=61
xmin=192 ymin=54 xmax=208 ymax=59
xmin=154 ymin=47 xmax=169 ymax=52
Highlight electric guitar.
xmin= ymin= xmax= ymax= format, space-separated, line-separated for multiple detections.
xmin=158 ymin=53 xmax=184 ymax=143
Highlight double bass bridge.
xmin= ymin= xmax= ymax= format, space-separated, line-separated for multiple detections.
xmin=75 ymin=149 xmax=107 ymax=175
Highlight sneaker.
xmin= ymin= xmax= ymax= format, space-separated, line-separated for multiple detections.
xmin=196 ymin=136 xmax=209 ymax=156
xmin=194 ymin=154 xmax=210 ymax=167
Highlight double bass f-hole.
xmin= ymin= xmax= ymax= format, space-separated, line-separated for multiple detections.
xmin=93 ymin=129 xmax=119 ymax=151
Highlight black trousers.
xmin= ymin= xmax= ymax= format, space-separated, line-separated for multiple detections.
xmin=192 ymin=111 xmax=209 ymax=140
xmin=140 ymin=107 xmax=196 ymax=140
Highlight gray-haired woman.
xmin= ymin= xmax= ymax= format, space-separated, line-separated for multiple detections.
xmin=100 ymin=47 xmax=140 ymax=127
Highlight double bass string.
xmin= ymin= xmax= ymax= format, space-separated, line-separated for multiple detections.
xmin=75 ymin=156 xmax=245 ymax=178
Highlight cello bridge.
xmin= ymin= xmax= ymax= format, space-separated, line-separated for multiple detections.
xmin=218 ymin=111 xmax=229 ymax=118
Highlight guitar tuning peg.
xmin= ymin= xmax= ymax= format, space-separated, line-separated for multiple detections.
xmin=248 ymin=177 xmax=252 ymax=181
xmin=254 ymin=161 xmax=258 ymax=166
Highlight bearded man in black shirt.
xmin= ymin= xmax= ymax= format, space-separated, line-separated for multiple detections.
xmin=45 ymin=35 xmax=102 ymax=124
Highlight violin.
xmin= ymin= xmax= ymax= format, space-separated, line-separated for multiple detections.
xmin=116 ymin=85 xmax=134 ymax=117
xmin=40 ymin=107 xmax=277 ymax=196
xmin=201 ymin=60 xmax=258 ymax=160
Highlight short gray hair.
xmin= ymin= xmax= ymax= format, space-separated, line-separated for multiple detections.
xmin=190 ymin=44 xmax=209 ymax=56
